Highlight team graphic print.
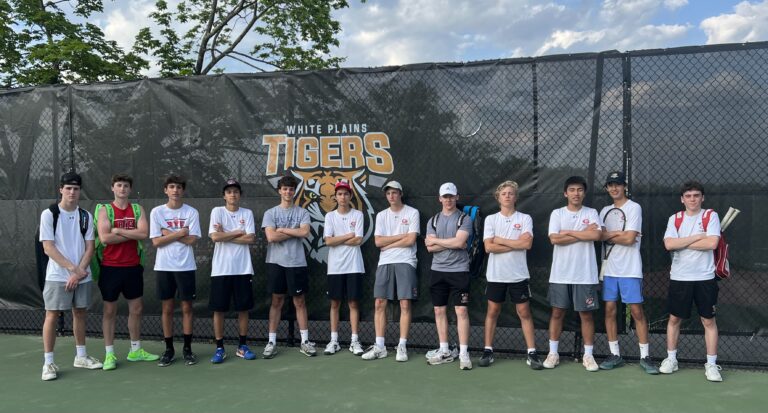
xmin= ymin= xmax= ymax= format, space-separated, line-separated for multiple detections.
xmin=263 ymin=124 xmax=394 ymax=263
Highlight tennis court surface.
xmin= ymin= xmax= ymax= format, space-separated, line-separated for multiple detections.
xmin=1 ymin=334 xmax=766 ymax=413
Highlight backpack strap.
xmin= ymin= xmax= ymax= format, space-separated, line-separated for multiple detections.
xmin=431 ymin=212 xmax=439 ymax=231
xmin=673 ymin=211 xmax=684 ymax=232
xmin=130 ymin=203 xmax=145 ymax=265
xmin=48 ymin=204 xmax=60 ymax=237
xmin=701 ymin=209 xmax=713 ymax=232
xmin=77 ymin=207 xmax=89 ymax=239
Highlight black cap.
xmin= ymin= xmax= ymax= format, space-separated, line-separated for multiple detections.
xmin=60 ymin=172 xmax=82 ymax=187
xmin=222 ymin=178 xmax=242 ymax=194
xmin=604 ymin=171 xmax=626 ymax=186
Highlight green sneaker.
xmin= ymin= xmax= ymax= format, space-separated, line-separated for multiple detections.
xmin=640 ymin=357 xmax=660 ymax=375
xmin=103 ymin=352 xmax=117 ymax=371
xmin=599 ymin=354 xmax=625 ymax=370
xmin=127 ymin=348 xmax=160 ymax=362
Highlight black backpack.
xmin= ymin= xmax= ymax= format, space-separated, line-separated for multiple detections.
xmin=34 ymin=204 xmax=90 ymax=291
xmin=430 ymin=205 xmax=485 ymax=278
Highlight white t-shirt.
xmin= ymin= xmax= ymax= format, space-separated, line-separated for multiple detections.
xmin=664 ymin=210 xmax=720 ymax=281
xmin=548 ymin=206 xmax=602 ymax=284
xmin=599 ymin=200 xmax=643 ymax=278
xmin=208 ymin=206 xmax=256 ymax=277
xmin=39 ymin=206 xmax=95 ymax=283
xmin=483 ymin=211 xmax=532 ymax=283
xmin=323 ymin=209 xmax=365 ymax=274
xmin=150 ymin=204 xmax=201 ymax=271
xmin=374 ymin=205 xmax=420 ymax=268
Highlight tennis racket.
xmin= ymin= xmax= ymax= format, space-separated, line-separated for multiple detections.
xmin=599 ymin=207 xmax=626 ymax=280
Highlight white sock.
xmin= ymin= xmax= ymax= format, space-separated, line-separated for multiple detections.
xmin=439 ymin=342 xmax=449 ymax=352
xmin=639 ymin=343 xmax=649 ymax=359
xmin=44 ymin=352 xmax=54 ymax=365
xmin=609 ymin=340 xmax=620 ymax=356
xmin=375 ymin=336 xmax=385 ymax=349
xmin=268 ymin=332 xmax=277 ymax=344
xmin=549 ymin=340 xmax=559 ymax=354
xmin=330 ymin=331 xmax=338 ymax=343
xmin=527 ymin=348 xmax=536 ymax=354
xmin=131 ymin=341 xmax=141 ymax=352
xmin=459 ymin=344 xmax=469 ymax=356
xmin=300 ymin=330 xmax=309 ymax=343
xmin=707 ymin=354 xmax=717 ymax=365
xmin=484 ymin=346 xmax=493 ymax=351
xmin=76 ymin=345 xmax=87 ymax=358
xmin=667 ymin=349 xmax=677 ymax=361
xmin=105 ymin=345 xmax=115 ymax=355
xmin=351 ymin=334 xmax=359 ymax=343
xmin=584 ymin=345 xmax=594 ymax=356
xmin=399 ymin=338 xmax=407 ymax=346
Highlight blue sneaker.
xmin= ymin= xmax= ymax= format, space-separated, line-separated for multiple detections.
xmin=236 ymin=345 xmax=256 ymax=360
xmin=211 ymin=347 xmax=226 ymax=364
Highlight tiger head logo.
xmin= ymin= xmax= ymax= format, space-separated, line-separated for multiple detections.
xmin=287 ymin=169 xmax=375 ymax=263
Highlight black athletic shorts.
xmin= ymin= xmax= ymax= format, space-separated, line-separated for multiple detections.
xmin=485 ymin=280 xmax=531 ymax=304
xmin=208 ymin=274 xmax=254 ymax=312
xmin=267 ymin=264 xmax=308 ymax=296
xmin=326 ymin=273 xmax=363 ymax=301
xmin=156 ymin=270 xmax=196 ymax=301
xmin=430 ymin=270 xmax=470 ymax=307
xmin=99 ymin=265 xmax=143 ymax=302
xmin=667 ymin=279 xmax=718 ymax=319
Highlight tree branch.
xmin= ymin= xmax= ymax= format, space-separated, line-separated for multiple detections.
xmin=201 ymin=2 xmax=267 ymax=74
xmin=195 ymin=0 xmax=219 ymax=74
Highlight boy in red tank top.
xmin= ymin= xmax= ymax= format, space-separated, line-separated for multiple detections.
xmin=97 ymin=174 xmax=159 ymax=370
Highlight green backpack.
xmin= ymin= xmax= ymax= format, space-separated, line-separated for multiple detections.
xmin=90 ymin=203 xmax=145 ymax=281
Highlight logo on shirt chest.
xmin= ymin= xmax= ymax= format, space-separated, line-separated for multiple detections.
xmin=165 ymin=218 xmax=187 ymax=229
xmin=513 ymin=223 xmax=522 ymax=230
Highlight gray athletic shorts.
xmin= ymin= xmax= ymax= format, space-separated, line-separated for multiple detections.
xmin=43 ymin=281 xmax=92 ymax=311
xmin=374 ymin=263 xmax=418 ymax=300
xmin=547 ymin=283 xmax=599 ymax=312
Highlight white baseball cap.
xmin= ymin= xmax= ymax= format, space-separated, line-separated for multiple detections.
xmin=383 ymin=180 xmax=403 ymax=192
xmin=439 ymin=182 xmax=457 ymax=196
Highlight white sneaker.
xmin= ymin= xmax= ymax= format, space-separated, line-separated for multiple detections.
xmin=659 ymin=357 xmax=679 ymax=374
xmin=543 ymin=353 xmax=560 ymax=369
xmin=299 ymin=341 xmax=317 ymax=357
xmin=361 ymin=345 xmax=388 ymax=360
xmin=582 ymin=354 xmax=599 ymax=372
xmin=425 ymin=344 xmax=458 ymax=360
xmin=324 ymin=341 xmax=341 ymax=355
xmin=73 ymin=355 xmax=103 ymax=370
xmin=349 ymin=340 xmax=364 ymax=356
xmin=705 ymin=363 xmax=723 ymax=382
xmin=396 ymin=344 xmax=408 ymax=362
xmin=459 ymin=354 xmax=472 ymax=370
xmin=41 ymin=363 xmax=58 ymax=381
xmin=427 ymin=349 xmax=456 ymax=365
xmin=263 ymin=342 xmax=278 ymax=359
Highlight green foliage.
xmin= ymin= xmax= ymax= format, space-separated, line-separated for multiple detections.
xmin=0 ymin=0 xmax=148 ymax=87
xmin=137 ymin=0 xmax=358 ymax=76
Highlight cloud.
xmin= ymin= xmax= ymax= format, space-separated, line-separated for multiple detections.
xmin=701 ymin=1 xmax=768 ymax=44
xmin=334 ymin=0 xmax=696 ymax=68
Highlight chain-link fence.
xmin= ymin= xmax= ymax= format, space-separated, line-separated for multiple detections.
xmin=1 ymin=42 xmax=767 ymax=368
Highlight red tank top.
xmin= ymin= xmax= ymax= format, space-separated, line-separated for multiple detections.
xmin=102 ymin=203 xmax=140 ymax=267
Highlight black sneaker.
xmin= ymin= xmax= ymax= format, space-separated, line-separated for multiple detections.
xmin=527 ymin=351 xmax=544 ymax=370
xmin=158 ymin=350 xmax=175 ymax=367
xmin=478 ymin=349 xmax=494 ymax=367
xmin=599 ymin=354 xmax=625 ymax=370
xmin=183 ymin=350 xmax=198 ymax=366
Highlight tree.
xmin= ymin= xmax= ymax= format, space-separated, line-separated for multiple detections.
xmin=0 ymin=0 xmax=148 ymax=88
xmin=135 ymin=0 xmax=360 ymax=77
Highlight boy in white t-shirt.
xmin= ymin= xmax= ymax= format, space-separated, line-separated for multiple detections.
xmin=208 ymin=179 xmax=257 ymax=364
xmin=479 ymin=180 xmax=542 ymax=370
xmin=150 ymin=175 xmax=201 ymax=367
xmin=597 ymin=171 xmax=658 ymax=374
xmin=322 ymin=180 xmax=365 ymax=355
xmin=660 ymin=181 xmax=723 ymax=382
xmin=363 ymin=181 xmax=420 ymax=362
xmin=545 ymin=176 xmax=602 ymax=372
xmin=39 ymin=172 xmax=101 ymax=381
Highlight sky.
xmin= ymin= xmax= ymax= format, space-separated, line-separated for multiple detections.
xmin=90 ymin=0 xmax=768 ymax=76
